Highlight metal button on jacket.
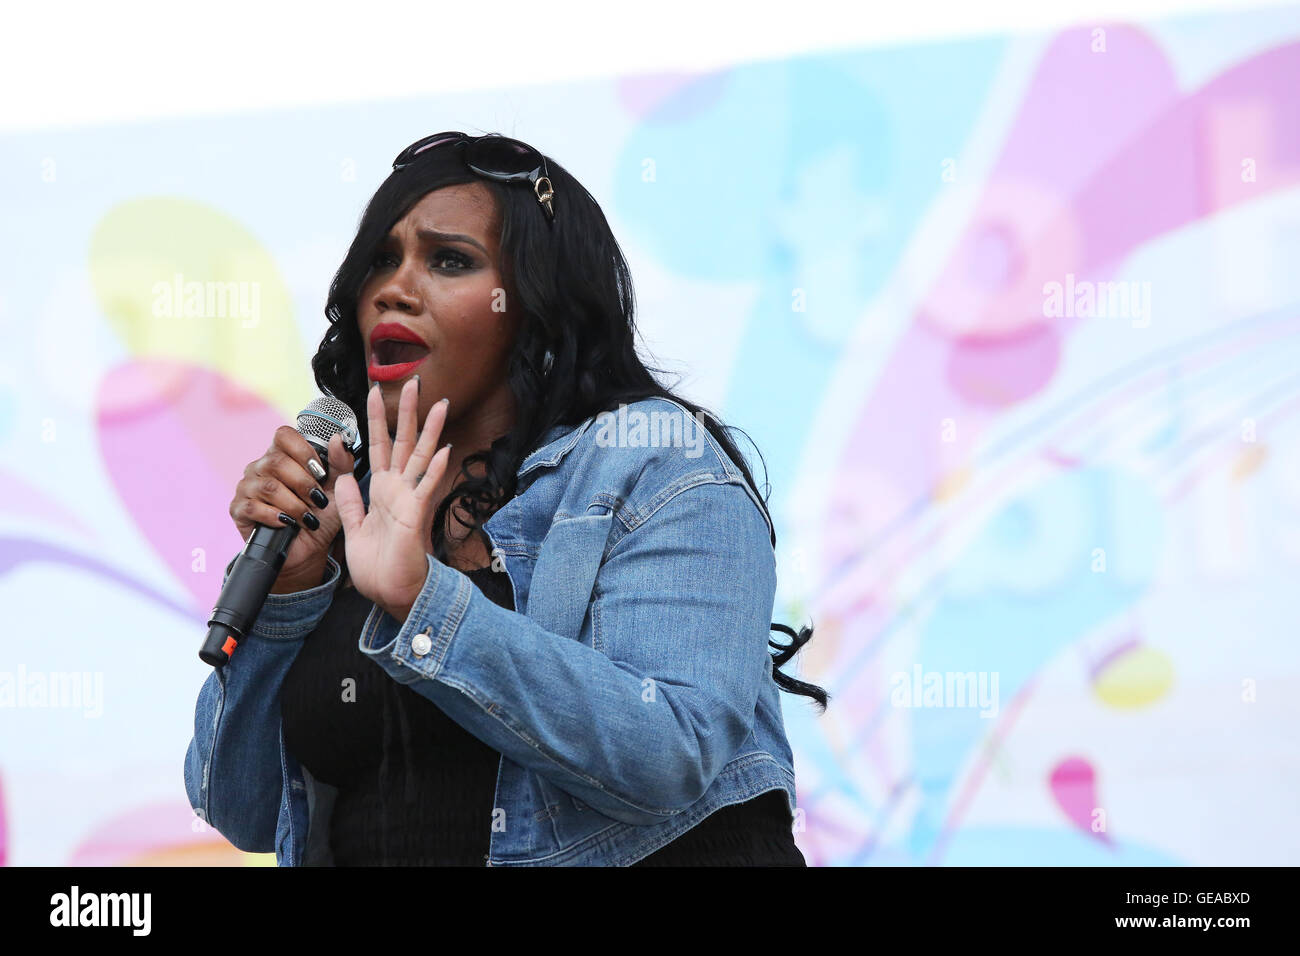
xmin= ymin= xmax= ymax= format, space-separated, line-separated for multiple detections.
xmin=411 ymin=632 xmax=433 ymax=656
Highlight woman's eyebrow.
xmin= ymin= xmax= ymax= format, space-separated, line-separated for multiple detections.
xmin=414 ymin=228 xmax=489 ymax=257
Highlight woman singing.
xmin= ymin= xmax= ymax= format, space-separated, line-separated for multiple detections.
xmin=184 ymin=132 xmax=828 ymax=866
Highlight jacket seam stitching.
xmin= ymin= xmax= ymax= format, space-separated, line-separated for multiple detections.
xmin=606 ymin=475 xmax=751 ymax=560
xmin=428 ymin=560 xmax=472 ymax=675
xmin=279 ymin=725 xmax=295 ymax=863
xmin=200 ymin=672 xmax=224 ymax=832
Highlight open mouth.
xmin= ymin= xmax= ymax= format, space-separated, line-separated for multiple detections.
xmin=368 ymin=322 xmax=431 ymax=381
xmin=371 ymin=339 xmax=429 ymax=367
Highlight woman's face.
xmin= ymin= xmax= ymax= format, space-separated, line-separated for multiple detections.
xmin=357 ymin=182 xmax=520 ymax=437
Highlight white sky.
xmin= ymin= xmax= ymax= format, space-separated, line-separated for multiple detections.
xmin=2 ymin=0 xmax=1290 ymax=130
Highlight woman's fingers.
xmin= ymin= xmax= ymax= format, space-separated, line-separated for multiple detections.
xmin=234 ymin=471 xmax=320 ymax=530
xmin=390 ymin=377 xmax=420 ymax=474
xmin=414 ymin=444 xmax=452 ymax=504
xmin=231 ymin=494 xmax=310 ymax=537
xmin=271 ymin=425 xmax=331 ymax=498
xmin=404 ymin=398 xmax=449 ymax=486
xmin=325 ymin=432 xmax=356 ymax=488
xmin=366 ymin=382 xmax=390 ymax=472
xmin=352 ymin=383 xmax=448 ymax=550
xmin=334 ymin=472 xmax=366 ymax=538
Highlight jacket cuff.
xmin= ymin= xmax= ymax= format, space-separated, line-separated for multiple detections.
xmin=221 ymin=554 xmax=342 ymax=640
xmin=358 ymin=553 xmax=471 ymax=682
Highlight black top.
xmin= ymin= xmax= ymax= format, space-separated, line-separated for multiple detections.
xmin=281 ymin=565 xmax=804 ymax=866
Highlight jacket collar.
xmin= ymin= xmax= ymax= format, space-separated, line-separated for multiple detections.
xmin=516 ymin=415 xmax=597 ymax=479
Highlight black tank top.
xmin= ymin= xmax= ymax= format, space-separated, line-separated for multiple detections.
xmin=280 ymin=566 xmax=804 ymax=866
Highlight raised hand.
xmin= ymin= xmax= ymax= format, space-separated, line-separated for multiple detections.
xmin=334 ymin=378 xmax=452 ymax=623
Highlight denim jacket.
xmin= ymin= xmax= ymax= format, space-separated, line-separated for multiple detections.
xmin=184 ymin=396 xmax=798 ymax=865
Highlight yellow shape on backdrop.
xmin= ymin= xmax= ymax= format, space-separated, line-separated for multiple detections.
xmin=89 ymin=197 xmax=315 ymax=419
xmin=1094 ymin=644 xmax=1174 ymax=709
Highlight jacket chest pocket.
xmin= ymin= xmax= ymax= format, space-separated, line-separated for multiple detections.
xmin=525 ymin=511 xmax=614 ymax=642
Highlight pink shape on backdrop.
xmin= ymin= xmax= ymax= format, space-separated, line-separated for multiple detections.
xmin=918 ymin=178 xmax=1083 ymax=341
xmin=1049 ymin=756 xmax=1112 ymax=846
xmin=945 ymin=322 xmax=1062 ymax=408
xmin=917 ymin=25 xmax=1179 ymax=342
xmin=96 ymin=359 xmax=288 ymax=611
xmin=833 ymin=30 xmax=1300 ymax=551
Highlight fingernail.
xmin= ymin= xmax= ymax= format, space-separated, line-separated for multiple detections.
xmin=439 ymin=397 xmax=449 ymax=406
xmin=309 ymin=488 xmax=328 ymax=508
xmin=307 ymin=459 xmax=327 ymax=482
xmin=413 ymin=373 xmax=420 ymax=393
xmin=302 ymin=511 xmax=320 ymax=531
xmin=277 ymin=512 xmax=299 ymax=529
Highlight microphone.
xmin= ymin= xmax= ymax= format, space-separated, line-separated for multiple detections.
xmin=198 ymin=396 xmax=362 ymax=667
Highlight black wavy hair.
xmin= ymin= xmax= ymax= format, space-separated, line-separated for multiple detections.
xmin=312 ymin=134 xmax=828 ymax=711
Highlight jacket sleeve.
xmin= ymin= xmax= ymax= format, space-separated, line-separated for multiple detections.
xmin=357 ymin=478 xmax=777 ymax=826
xmin=183 ymin=555 xmax=341 ymax=852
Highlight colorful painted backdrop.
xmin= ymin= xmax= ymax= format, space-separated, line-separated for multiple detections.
xmin=1 ymin=5 xmax=1298 ymax=865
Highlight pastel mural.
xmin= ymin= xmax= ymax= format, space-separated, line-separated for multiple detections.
xmin=1 ymin=5 xmax=1297 ymax=865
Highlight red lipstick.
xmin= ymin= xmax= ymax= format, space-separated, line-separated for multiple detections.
xmin=368 ymin=322 xmax=431 ymax=382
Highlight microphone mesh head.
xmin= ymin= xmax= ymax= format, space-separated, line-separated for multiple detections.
xmin=296 ymin=395 xmax=361 ymax=458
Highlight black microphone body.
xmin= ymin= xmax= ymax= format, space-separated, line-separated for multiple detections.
xmin=198 ymin=396 xmax=359 ymax=668
xmin=198 ymin=523 xmax=301 ymax=667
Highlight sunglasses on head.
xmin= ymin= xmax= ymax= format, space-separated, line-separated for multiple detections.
xmin=392 ymin=131 xmax=555 ymax=224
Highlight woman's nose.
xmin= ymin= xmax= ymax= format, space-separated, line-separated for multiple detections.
xmin=374 ymin=273 xmax=421 ymax=314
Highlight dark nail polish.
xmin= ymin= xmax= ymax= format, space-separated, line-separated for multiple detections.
xmin=278 ymin=512 xmax=299 ymax=529
xmin=310 ymin=488 xmax=328 ymax=508
xmin=302 ymin=511 xmax=320 ymax=531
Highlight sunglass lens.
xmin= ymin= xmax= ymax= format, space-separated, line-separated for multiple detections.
xmin=466 ymin=137 xmax=539 ymax=176
xmin=395 ymin=132 xmax=464 ymax=166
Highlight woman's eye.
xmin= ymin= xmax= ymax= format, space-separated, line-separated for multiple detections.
xmin=431 ymin=249 xmax=472 ymax=271
xmin=370 ymin=249 xmax=471 ymax=271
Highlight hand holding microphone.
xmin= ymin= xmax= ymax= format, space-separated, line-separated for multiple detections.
xmin=199 ymin=396 xmax=361 ymax=667
xmin=229 ymin=427 xmax=355 ymax=594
